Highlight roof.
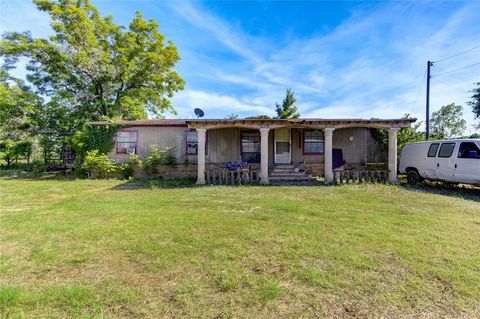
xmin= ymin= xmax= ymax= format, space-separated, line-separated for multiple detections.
xmin=90 ymin=119 xmax=187 ymax=126
xmin=91 ymin=117 xmax=417 ymax=129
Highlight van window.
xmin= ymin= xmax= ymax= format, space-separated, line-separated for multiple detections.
xmin=427 ymin=143 xmax=439 ymax=157
xmin=438 ymin=143 xmax=456 ymax=158
xmin=458 ymin=142 xmax=480 ymax=159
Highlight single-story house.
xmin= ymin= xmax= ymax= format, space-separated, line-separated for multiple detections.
xmin=92 ymin=117 xmax=416 ymax=184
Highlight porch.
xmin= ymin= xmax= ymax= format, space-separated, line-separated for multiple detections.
xmin=186 ymin=118 xmax=415 ymax=185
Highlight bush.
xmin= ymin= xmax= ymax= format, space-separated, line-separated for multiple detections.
xmin=143 ymin=145 xmax=177 ymax=174
xmin=82 ymin=150 xmax=118 ymax=178
xmin=0 ymin=139 xmax=33 ymax=167
xmin=120 ymin=153 xmax=142 ymax=179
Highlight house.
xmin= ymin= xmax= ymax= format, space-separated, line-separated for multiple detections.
xmin=91 ymin=117 xmax=416 ymax=184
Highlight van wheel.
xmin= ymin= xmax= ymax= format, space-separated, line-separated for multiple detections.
xmin=407 ymin=170 xmax=421 ymax=185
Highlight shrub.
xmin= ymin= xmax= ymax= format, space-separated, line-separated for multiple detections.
xmin=0 ymin=139 xmax=33 ymax=167
xmin=82 ymin=150 xmax=118 ymax=178
xmin=143 ymin=145 xmax=177 ymax=174
xmin=120 ymin=153 xmax=142 ymax=179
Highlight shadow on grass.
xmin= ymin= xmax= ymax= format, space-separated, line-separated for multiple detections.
xmin=112 ymin=178 xmax=197 ymax=190
xmin=399 ymin=180 xmax=480 ymax=202
xmin=0 ymin=169 xmax=75 ymax=181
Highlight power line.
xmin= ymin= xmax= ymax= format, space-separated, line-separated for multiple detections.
xmin=432 ymin=44 xmax=480 ymax=63
xmin=411 ymin=69 xmax=427 ymax=115
xmin=432 ymin=62 xmax=480 ymax=78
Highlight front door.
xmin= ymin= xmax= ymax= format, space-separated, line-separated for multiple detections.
xmin=454 ymin=141 xmax=480 ymax=184
xmin=275 ymin=128 xmax=291 ymax=164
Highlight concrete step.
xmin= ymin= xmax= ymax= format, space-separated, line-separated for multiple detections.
xmin=270 ymin=171 xmax=308 ymax=177
xmin=269 ymin=176 xmax=313 ymax=181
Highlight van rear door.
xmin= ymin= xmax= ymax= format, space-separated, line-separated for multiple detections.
xmin=454 ymin=141 xmax=480 ymax=184
xmin=435 ymin=142 xmax=457 ymax=182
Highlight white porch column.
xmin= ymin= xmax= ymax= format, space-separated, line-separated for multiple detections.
xmin=196 ymin=128 xmax=207 ymax=185
xmin=388 ymin=128 xmax=399 ymax=183
xmin=323 ymin=127 xmax=335 ymax=184
xmin=259 ymin=127 xmax=270 ymax=184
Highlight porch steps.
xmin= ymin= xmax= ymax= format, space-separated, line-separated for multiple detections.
xmin=269 ymin=165 xmax=313 ymax=182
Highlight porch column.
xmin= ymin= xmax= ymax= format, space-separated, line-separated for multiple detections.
xmin=388 ymin=128 xmax=399 ymax=183
xmin=323 ymin=127 xmax=335 ymax=184
xmin=259 ymin=127 xmax=270 ymax=184
xmin=196 ymin=128 xmax=207 ymax=185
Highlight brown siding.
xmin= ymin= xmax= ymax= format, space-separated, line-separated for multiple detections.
xmin=110 ymin=126 xmax=187 ymax=162
xmin=109 ymin=126 xmax=383 ymax=166
xmin=206 ymin=128 xmax=241 ymax=163
xmin=332 ymin=127 xmax=384 ymax=164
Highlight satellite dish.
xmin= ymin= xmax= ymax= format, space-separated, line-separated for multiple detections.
xmin=194 ymin=108 xmax=205 ymax=118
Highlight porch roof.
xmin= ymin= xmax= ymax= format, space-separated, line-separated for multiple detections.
xmin=91 ymin=117 xmax=416 ymax=130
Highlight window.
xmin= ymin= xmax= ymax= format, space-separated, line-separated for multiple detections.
xmin=427 ymin=143 xmax=439 ymax=157
xmin=458 ymin=142 xmax=480 ymax=159
xmin=241 ymin=131 xmax=260 ymax=163
xmin=186 ymin=131 xmax=198 ymax=155
xmin=303 ymin=130 xmax=324 ymax=154
xmin=116 ymin=131 xmax=137 ymax=154
xmin=438 ymin=142 xmax=456 ymax=158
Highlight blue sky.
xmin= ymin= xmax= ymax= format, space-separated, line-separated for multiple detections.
xmin=1 ymin=0 xmax=479 ymax=133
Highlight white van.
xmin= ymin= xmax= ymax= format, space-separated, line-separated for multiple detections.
xmin=399 ymin=139 xmax=480 ymax=186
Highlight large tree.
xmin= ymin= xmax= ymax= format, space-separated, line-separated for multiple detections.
xmin=468 ymin=82 xmax=480 ymax=129
xmin=0 ymin=0 xmax=184 ymax=131
xmin=430 ymin=103 xmax=467 ymax=139
xmin=0 ymin=70 xmax=42 ymax=140
xmin=275 ymin=88 xmax=300 ymax=119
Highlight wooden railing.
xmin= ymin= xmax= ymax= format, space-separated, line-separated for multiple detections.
xmin=333 ymin=169 xmax=389 ymax=184
xmin=205 ymin=169 xmax=261 ymax=185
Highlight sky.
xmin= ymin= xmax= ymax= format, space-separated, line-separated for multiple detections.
xmin=1 ymin=0 xmax=479 ymax=133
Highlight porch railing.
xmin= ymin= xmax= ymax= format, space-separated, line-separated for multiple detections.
xmin=333 ymin=169 xmax=389 ymax=184
xmin=205 ymin=169 xmax=261 ymax=185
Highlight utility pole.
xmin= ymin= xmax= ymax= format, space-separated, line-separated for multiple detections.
xmin=425 ymin=61 xmax=433 ymax=140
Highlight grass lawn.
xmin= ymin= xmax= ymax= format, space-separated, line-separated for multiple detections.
xmin=1 ymin=176 xmax=479 ymax=318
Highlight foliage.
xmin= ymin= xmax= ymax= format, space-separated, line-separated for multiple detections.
xmin=468 ymin=82 xmax=480 ymax=128
xmin=1 ymin=0 xmax=184 ymax=129
xmin=82 ymin=149 xmax=118 ymax=178
xmin=69 ymin=124 xmax=119 ymax=163
xmin=225 ymin=113 xmax=239 ymax=119
xmin=430 ymin=103 xmax=467 ymax=139
xmin=120 ymin=153 xmax=142 ymax=179
xmin=143 ymin=145 xmax=177 ymax=174
xmin=245 ymin=115 xmax=271 ymax=119
xmin=371 ymin=114 xmax=423 ymax=157
xmin=0 ymin=71 xmax=43 ymax=141
xmin=275 ymin=88 xmax=300 ymax=119
xmin=0 ymin=139 xmax=33 ymax=167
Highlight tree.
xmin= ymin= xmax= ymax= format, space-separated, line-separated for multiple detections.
xmin=468 ymin=82 xmax=480 ymax=128
xmin=0 ymin=0 xmax=184 ymax=130
xmin=275 ymin=88 xmax=300 ymax=119
xmin=430 ymin=103 xmax=467 ymax=139
xmin=371 ymin=114 xmax=423 ymax=157
xmin=246 ymin=115 xmax=271 ymax=119
xmin=225 ymin=113 xmax=238 ymax=119
xmin=0 ymin=70 xmax=42 ymax=140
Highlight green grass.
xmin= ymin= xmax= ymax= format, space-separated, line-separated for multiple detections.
xmin=1 ymin=176 xmax=479 ymax=318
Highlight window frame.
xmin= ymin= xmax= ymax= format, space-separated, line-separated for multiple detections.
xmin=115 ymin=130 xmax=138 ymax=155
xmin=302 ymin=130 xmax=324 ymax=155
xmin=240 ymin=130 xmax=261 ymax=163
xmin=185 ymin=130 xmax=207 ymax=156
xmin=427 ymin=143 xmax=440 ymax=157
xmin=185 ymin=130 xmax=199 ymax=155
xmin=438 ymin=142 xmax=456 ymax=158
